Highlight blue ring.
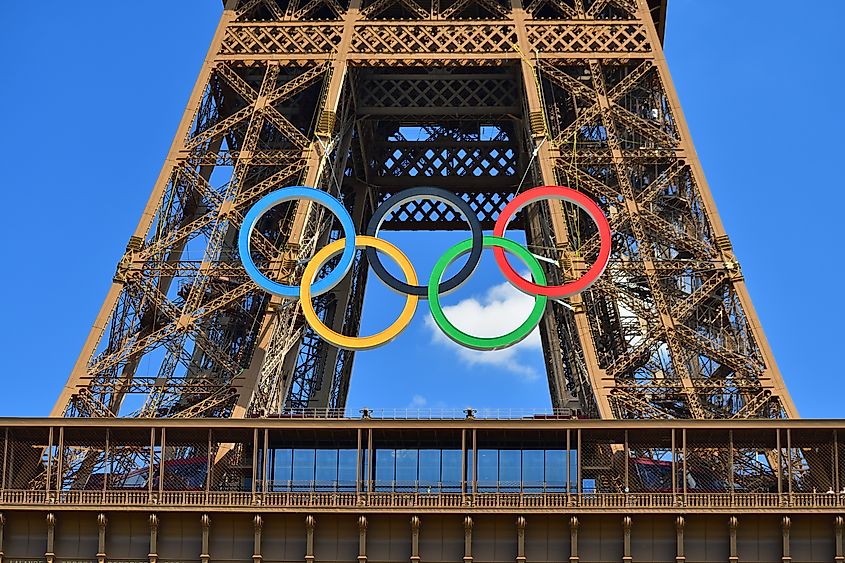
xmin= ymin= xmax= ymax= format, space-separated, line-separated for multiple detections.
xmin=238 ymin=187 xmax=356 ymax=298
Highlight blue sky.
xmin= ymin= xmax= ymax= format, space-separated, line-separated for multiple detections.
xmin=0 ymin=1 xmax=842 ymax=417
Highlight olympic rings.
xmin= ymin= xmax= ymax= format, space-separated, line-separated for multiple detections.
xmin=366 ymin=187 xmax=483 ymax=298
xmin=238 ymin=187 xmax=357 ymax=298
xmin=428 ymin=236 xmax=548 ymax=351
xmin=300 ymin=236 xmax=418 ymax=351
xmin=493 ymin=185 xmax=611 ymax=298
xmin=239 ymin=185 xmax=611 ymax=352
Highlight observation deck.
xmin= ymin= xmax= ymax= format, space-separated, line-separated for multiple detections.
xmin=1 ymin=415 xmax=843 ymax=562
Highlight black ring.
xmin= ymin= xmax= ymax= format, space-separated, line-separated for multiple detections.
xmin=365 ymin=187 xmax=484 ymax=298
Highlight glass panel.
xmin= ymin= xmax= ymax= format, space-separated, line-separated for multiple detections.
xmin=442 ymin=449 xmax=462 ymax=493
xmin=338 ymin=449 xmax=357 ymax=491
xmin=477 ymin=449 xmax=498 ymax=492
xmin=315 ymin=449 xmax=338 ymax=491
xmin=396 ymin=449 xmax=418 ymax=491
xmin=419 ymin=450 xmax=441 ymax=493
xmin=500 ymin=450 xmax=521 ymax=492
xmin=375 ymin=449 xmax=396 ymax=491
xmin=271 ymin=449 xmax=292 ymax=492
xmin=545 ymin=449 xmax=566 ymax=492
xmin=292 ymin=449 xmax=316 ymax=491
xmin=522 ymin=450 xmax=544 ymax=493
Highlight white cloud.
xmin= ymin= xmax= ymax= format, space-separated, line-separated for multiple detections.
xmin=424 ymin=280 xmax=542 ymax=380
xmin=408 ymin=394 xmax=427 ymax=408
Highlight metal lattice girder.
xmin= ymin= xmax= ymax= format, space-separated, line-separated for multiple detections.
xmin=54 ymin=0 xmax=797 ymax=430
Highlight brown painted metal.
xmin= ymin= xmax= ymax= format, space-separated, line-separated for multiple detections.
xmin=47 ymin=0 xmax=796 ymax=430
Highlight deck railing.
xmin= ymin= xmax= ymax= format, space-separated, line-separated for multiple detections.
xmin=3 ymin=489 xmax=844 ymax=511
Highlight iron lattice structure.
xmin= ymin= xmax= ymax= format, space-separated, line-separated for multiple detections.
xmin=52 ymin=0 xmax=797 ymax=422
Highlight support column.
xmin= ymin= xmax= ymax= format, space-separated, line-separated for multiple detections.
xmin=0 ymin=513 xmax=5 ymax=563
xmin=358 ymin=516 xmax=368 ymax=563
xmin=781 ymin=516 xmax=791 ymax=563
xmin=675 ymin=516 xmax=685 ymax=563
xmin=622 ymin=516 xmax=632 ymax=563
xmin=835 ymin=516 xmax=844 ymax=562
xmin=569 ymin=516 xmax=579 ymax=563
xmin=200 ymin=514 xmax=210 ymax=563
xmin=148 ymin=514 xmax=159 ymax=563
xmin=305 ymin=515 xmax=316 ymax=563
xmin=463 ymin=516 xmax=473 ymax=563
xmin=253 ymin=515 xmax=263 ymax=563
xmin=516 ymin=517 xmax=526 ymax=563
xmin=45 ymin=513 xmax=56 ymax=563
xmin=97 ymin=513 xmax=107 ymax=563
xmin=728 ymin=516 xmax=738 ymax=563
xmin=410 ymin=516 xmax=421 ymax=563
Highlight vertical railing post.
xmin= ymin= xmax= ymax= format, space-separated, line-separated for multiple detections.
xmin=682 ymin=428 xmax=687 ymax=505
xmin=261 ymin=429 xmax=269 ymax=496
xmin=623 ymin=430 xmax=629 ymax=495
xmin=787 ymin=429 xmax=793 ymax=504
xmin=776 ymin=429 xmax=783 ymax=502
xmin=461 ymin=429 xmax=467 ymax=498
xmin=471 ymin=429 xmax=477 ymax=496
xmin=576 ymin=429 xmax=582 ymax=498
xmin=367 ymin=429 xmax=374 ymax=494
xmin=1 ymin=428 xmax=8 ymax=495
xmin=834 ymin=429 xmax=840 ymax=496
xmin=148 ymin=428 xmax=155 ymax=503
xmin=159 ymin=427 xmax=166 ymax=499
xmin=566 ymin=429 xmax=571 ymax=504
xmin=55 ymin=427 xmax=64 ymax=497
xmin=356 ymin=428 xmax=363 ymax=498
xmin=45 ymin=427 xmax=54 ymax=498
xmin=251 ymin=428 xmax=259 ymax=500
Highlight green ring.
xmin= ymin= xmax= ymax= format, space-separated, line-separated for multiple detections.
xmin=428 ymin=235 xmax=548 ymax=351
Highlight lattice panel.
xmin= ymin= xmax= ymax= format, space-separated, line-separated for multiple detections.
xmin=357 ymin=74 xmax=518 ymax=111
xmin=527 ymin=23 xmax=649 ymax=52
xmin=351 ymin=24 xmax=516 ymax=54
xmin=221 ymin=24 xmax=344 ymax=56
xmin=377 ymin=190 xmax=516 ymax=230
xmin=376 ymin=143 xmax=518 ymax=181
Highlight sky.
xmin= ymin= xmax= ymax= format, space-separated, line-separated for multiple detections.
xmin=0 ymin=1 xmax=842 ymax=418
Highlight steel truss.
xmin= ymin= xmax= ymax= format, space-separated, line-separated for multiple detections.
xmin=52 ymin=0 xmax=796 ymax=427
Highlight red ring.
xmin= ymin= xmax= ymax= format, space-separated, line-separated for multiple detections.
xmin=493 ymin=186 xmax=611 ymax=298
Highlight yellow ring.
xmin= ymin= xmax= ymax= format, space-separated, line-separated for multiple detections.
xmin=300 ymin=235 xmax=418 ymax=351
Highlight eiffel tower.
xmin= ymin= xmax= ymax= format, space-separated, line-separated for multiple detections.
xmin=51 ymin=0 xmax=795 ymax=423
xmin=5 ymin=2 xmax=842 ymax=563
